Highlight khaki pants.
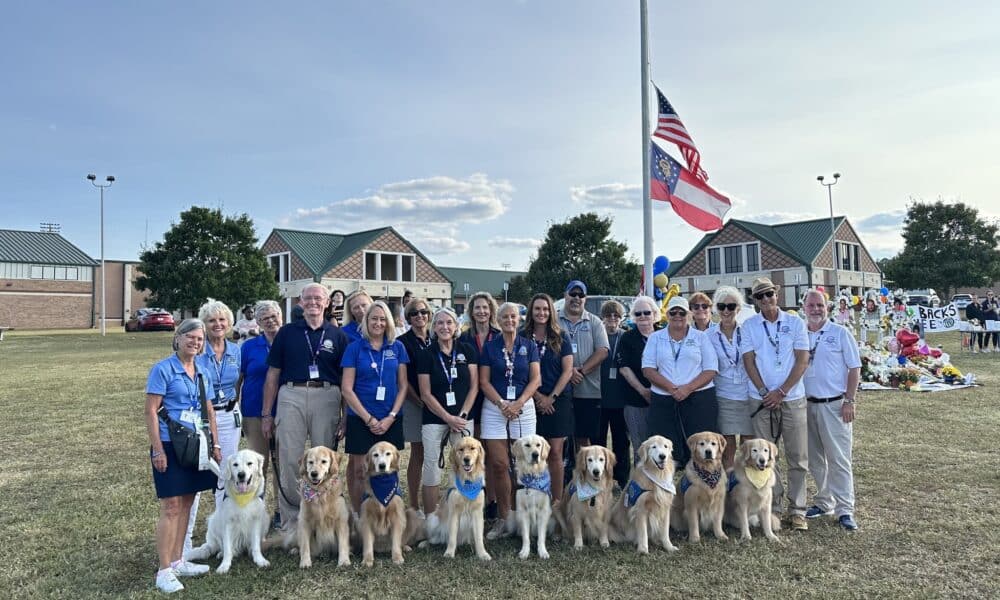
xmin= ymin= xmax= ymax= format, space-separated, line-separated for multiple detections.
xmin=807 ymin=399 xmax=855 ymax=517
xmin=749 ymin=397 xmax=808 ymax=517
xmin=274 ymin=383 xmax=342 ymax=529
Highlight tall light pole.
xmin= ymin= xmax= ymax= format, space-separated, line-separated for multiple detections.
xmin=87 ymin=174 xmax=115 ymax=336
xmin=817 ymin=173 xmax=841 ymax=297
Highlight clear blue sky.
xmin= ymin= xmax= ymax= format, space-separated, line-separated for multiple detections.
xmin=4 ymin=1 xmax=998 ymax=270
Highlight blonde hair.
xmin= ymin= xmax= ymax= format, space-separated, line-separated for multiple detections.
xmin=198 ymin=298 xmax=233 ymax=334
xmin=464 ymin=291 xmax=499 ymax=332
xmin=344 ymin=289 xmax=374 ymax=327
xmin=361 ymin=300 xmax=398 ymax=344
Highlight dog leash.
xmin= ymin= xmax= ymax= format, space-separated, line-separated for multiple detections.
xmin=750 ymin=402 xmax=783 ymax=444
xmin=269 ymin=437 xmax=300 ymax=510
xmin=438 ymin=426 xmax=472 ymax=470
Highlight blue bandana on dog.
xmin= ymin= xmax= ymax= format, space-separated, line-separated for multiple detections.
xmin=454 ymin=476 xmax=484 ymax=501
xmin=363 ymin=472 xmax=401 ymax=507
xmin=568 ymin=480 xmax=601 ymax=502
xmin=518 ymin=470 xmax=551 ymax=498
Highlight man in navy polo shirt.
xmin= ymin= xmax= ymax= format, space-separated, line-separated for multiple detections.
xmin=262 ymin=282 xmax=348 ymax=532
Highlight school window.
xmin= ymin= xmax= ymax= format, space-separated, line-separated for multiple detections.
xmin=30 ymin=265 xmax=44 ymax=278
xmin=364 ymin=251 xmax=416 ymax=282
xmin=840 ymin=242 xmax=852 ymax=271
xmin=746 ymin=243 xmax=760 ymax=272
xmin=267 ymin=253 xmax=290 ymax=283
xmin=707 ymin=248 xmax=721 ymax=275
xmin=852 ymin=245 xmax=861 ymax=271
xmin=724 ymin=245 xmax=743 ymax=274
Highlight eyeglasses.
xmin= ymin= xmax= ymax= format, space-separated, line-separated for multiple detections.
xmin=604 ymin=314 xmax=622 ymax=319
xmin=690 ymin=303 xmax=711 ymax=310
xmin=300 ymin=295 xmax=326 ymax=302
xmin=258 ymin=314 xmax=280 ymax=323
xmin=633 ymin=310 xmax=653 ymax=317
xmin=407 ymin=309 xmax=431 ymax=317
xmin=753 ymin=290 xmax=776 ymax=300
xmin=668 ymin=309 xmax=688 ymax=317
xmin=567 ymin=292 xmax=586 ymax=299
xmin=716 ymin=302 xmax=738 ymax=312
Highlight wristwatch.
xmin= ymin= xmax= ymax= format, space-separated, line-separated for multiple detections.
xmin=758 ymin=386 xmax=769 ymax=397
xmin=843 ymin=397 xmax=856 ymax=404
xmin=389 ymin=411 xmax=398 ymax=418
xmin=459 ymin=412 xmax=468 ymax=419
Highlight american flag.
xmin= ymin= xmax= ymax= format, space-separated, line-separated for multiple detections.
xmin=652 ymin=85 xmax=708 ymax=181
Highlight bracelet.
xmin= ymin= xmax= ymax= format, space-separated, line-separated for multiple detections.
xmin=212 ymin=444 xmax=222 ymax=449
xmin=843 ymin=397 xmax=856 ymax=404
xmin=777 ymin=387 xmax=787 ymax=397
xmin=151 ymin=450 xmax=164 ymax=458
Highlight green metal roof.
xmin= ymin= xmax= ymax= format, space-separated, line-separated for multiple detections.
xmin=0 ymin=229 xmax=97 ymax=266
xmin=666 ymin=216 xmax=848 ymax=275
xmin=437 ymin=266 xmax=526 ymax=296
xmin=270 ymin=226 xmax=450 ymax=283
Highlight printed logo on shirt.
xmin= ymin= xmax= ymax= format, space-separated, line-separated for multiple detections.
xmin=321 ymin=339 xmax=335 ymax=352
xmin=456 ymin=353 xmax=467 ymax=363
xmin=780 ymin=326 xmax=790 ymax=333
xmin=685 ymin=339 xmax=698 ymax=347
xmin=518 ymin=346 xmax=528 ymax=356
xmin=225 ymin=356 xmax=238 ymax=366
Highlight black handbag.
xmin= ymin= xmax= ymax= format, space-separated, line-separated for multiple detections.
xmin=158 ymin=372 xmax=215 ymax=469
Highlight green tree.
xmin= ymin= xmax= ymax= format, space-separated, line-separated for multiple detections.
xmin=136 ymin=207 xmax=279 ymax=314
xmin=505 ymin=274 xmax=533 ymax=305
xmin=881 ymin=200 xmax=1000 ymax=298
xmin=524 ymin=212 xmax=641 ymax=298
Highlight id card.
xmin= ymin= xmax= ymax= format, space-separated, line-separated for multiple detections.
xmin=608 ymin=367 xmax=617 ymax=380
xmin=732 ymin=371 xmax=740 ymax=384
xmin=506 ymin=385 xmax=517 ymax=400
xmin=215 ymin=388 xmax=225 ymax=402
xmin=180 ymin=409 xmax=199 ymax=424
xmin=376 ymin=386 xmax=387 ymax=401
xmin=308 ymin=364 xmax=320 ymax=380
xmin=450 ymin=367 xmax=459 ymax=379
xmin=446 ymin=391 xmax=457 ymax=406
xmin=571 ymin=342 xmax=579 ymax=353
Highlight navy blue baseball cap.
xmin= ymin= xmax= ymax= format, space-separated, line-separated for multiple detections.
xmin=565 ymin=280 xmax=588 ymax=295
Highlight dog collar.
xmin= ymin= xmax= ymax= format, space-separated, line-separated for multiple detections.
xmin=518 ymin=470 xmax=552 ymax=498
xmin=568 ymin=480 xmax=601 ymax=502
xmin=624 ymin=480 xmax=647 ymax=508
xmin=366 ymin=472 xmax=402 ymax=507
xmin=454 ymin=475 xmax=484 ymax=501
xmin=641 ymin=466 xmax=676 ymax=495
xmin=692 ymin=462 xmax=723 ymax=489
xmin=744 ymin=466 xmax=773 ymax=490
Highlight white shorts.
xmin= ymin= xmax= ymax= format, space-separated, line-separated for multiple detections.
xmin=421 ymin=422 xmax=477 ymax=486
xmin=716 ymin=396 xmax=754 ymax=436
xmin=479 ymin=399 xmax=537 ymax=440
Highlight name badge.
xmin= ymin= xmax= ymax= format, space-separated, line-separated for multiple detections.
xmin=180 ymin=409 xmax=199 ymax=424
xmin=446 ymin=391 xmax=457 ymax=406
xmin=506 ymin=385 xmax=517 ymax=400
xmin=571 ymin=343 xmax=579 ymax=353
xmin=608 ymin=367 xmax=618 ymax=380
xmin=376 ymin=386 xmax=387 ymax=401
xmin=450 ymin=367 xmax=459 ymax=379
xmin=732 ymin=371 xmax=740 ymax=384
xmin=215 ymin=387 xmax=225 ymax=402
xmin=308 ymin=364 xmax=320 ymax=380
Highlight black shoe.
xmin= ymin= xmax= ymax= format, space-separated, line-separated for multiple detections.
xmin=272 ymin=511 xmax=282 ymax=531
xmin=484 ymin=501 xmax=498 ymax=520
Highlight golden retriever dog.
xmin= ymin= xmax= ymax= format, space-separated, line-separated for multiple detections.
xmin=423 ymin=436 xmax=491 ymax=560
xmin=554 ymin=445 xmax=616 ymax=550
xmin=670 ymin=431 xmax=729 ymax=543
xmin=282 ymin=445 xmax=351 ymax=568
xmin=608 ymin=435 xmax=677 ymax=553
xmin=507 ymin=434 xmax=553 ymax=559
xmin=357 ymin=442 xmax=421 ymax=566
xmin=724 ymin=438 xmax=781 ymax=541
xmin=185 ymin=449 xmax=269 ymax=573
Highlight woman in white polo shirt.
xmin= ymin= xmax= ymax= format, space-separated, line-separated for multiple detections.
xmin=642 ymin=296 xmax=720 ymax=466
xmin=707 ymin=286 xmax=755 ymax=470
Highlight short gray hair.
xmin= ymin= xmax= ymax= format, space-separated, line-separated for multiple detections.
xmin=497 ymin=302 xmax=522 ymax=321
xmin=253 ymin=300 xmax=282 ymax=321
xmin=712 ymin=286 xmax=744 ymax=315
xmin=431 ymin=306 xmax=460 ymax=338
xmin=172 ymin=318 xmax=205 ymax=351
xmin=631 ymin=295 xmax=661 ymax=322
xmin=198 ymin=298 xmax=233 ymax=333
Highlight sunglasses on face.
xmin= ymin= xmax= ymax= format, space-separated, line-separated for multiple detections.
xmin=754 ymin=290 xmax=776 ymax=300
xmin=690 ymin=303 xmax=711 ymax=310
xmin=716 ymin=302 xmax=738 ymax=312
xmin=567 ymin=292 xmax=585 ymax=299
xmin=408 ymin=309 xmax=430 ymax=317
xmin=668 ymin=309 xmax=688 ymax=317
xmin=633 ymin=310 xmax=653 ymax=317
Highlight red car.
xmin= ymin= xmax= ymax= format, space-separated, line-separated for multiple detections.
xmin=125 ymin=308 xmax=176 ymax=332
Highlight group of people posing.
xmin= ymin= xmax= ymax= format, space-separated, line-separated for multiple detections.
xmin=964 ymin=290 xmax=1000 ymax=352
xmin=144 ymin=277 xmax=861 ymax=593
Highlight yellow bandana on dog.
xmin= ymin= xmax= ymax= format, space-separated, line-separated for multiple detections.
xmin=229 ymin=489 xmax=257 ymax=508
xmin=745 ymin=467 xmax=772 ymax=490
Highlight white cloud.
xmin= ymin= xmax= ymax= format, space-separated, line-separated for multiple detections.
xmin=737 ymin=211 xmax=820 ymax=224
xmin=570 ymin=183 xmax=640 ymax=209
xmin=854 ymin=209 xmax=907 ymax=258
xmin=414 ymin=235 xmax=471 ymax=254
xmin=488 ymin=236 xmax=542 ymax=249
xmin=283 ymin=173 xmax=513 ymax=231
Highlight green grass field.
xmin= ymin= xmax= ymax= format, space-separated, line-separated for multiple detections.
xmin=1 ymin=330 xmax=998 ymax=599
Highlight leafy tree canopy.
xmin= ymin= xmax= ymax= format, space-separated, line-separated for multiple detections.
xmin=523 ymin=212 xmax=641 ymax=299
xmin=881 ymin=200 xmax=1000 ymax=298
xmin=136 ymin=207 xmax=279 ymax=314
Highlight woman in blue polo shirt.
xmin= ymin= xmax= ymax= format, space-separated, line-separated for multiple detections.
xmin=341 ymin=300 xmax=410 ymax=512
xmin=145 ymin=318 xmax=221 ymax=594
xmin=523 ymin=293 xmax=573 ymax=504
xmin=342 ymin=289 xmax=373 ymax=343
xmin=479 ymin=301 xmax=541 ymax=539
xmin=187 ymin=299 xmax=241 ymax=554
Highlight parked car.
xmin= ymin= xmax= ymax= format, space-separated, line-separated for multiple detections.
xmin=125 ymin=308 xmax=175 ymax=332
xmin=904 ymin=289 xmax=939 ymax=307
xmin=951 ymin=294 xmax=974 ymax=309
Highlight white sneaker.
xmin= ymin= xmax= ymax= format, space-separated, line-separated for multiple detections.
xmin=155 ymin=569 xmax=184 ymax=593
xmin=171 ymin=559 xmax=209 ymax=576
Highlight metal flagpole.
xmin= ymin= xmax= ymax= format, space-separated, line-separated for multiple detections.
xmin=640 ymin=0 xmax=654 ymax=296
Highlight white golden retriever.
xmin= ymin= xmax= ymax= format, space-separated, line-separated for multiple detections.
xmin=507 ymin=434 xmax=554 ymax=560
xmin=185 ymin=449 xmax=269 ymax=573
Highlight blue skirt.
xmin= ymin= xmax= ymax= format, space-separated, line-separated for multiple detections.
xmin=151 ymin=442 xmax=218 ymax=499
